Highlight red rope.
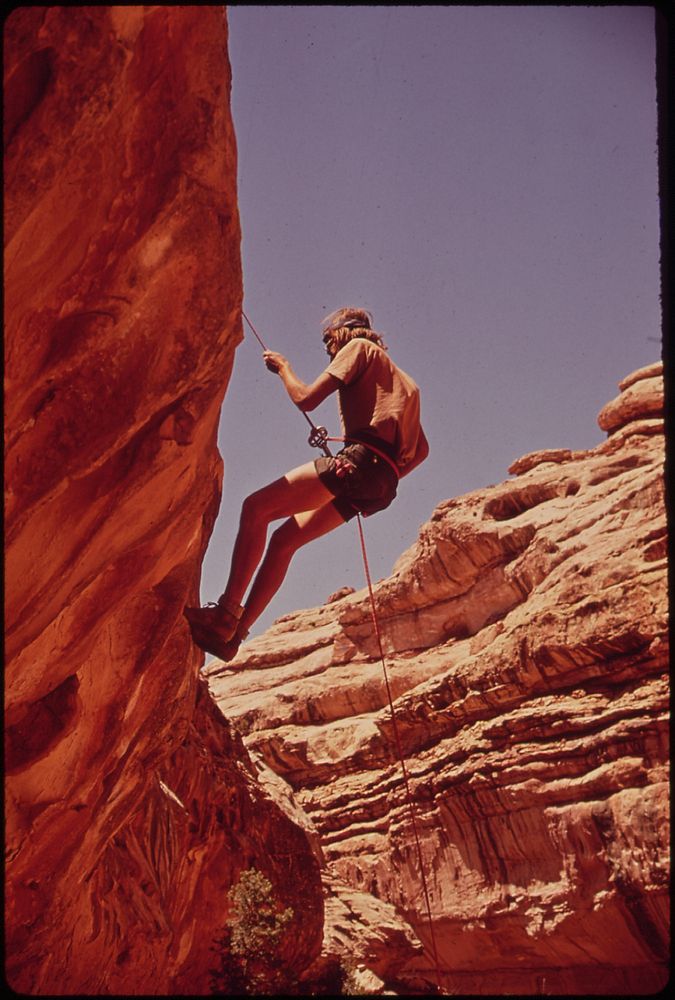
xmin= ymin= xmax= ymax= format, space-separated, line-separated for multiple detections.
xmin=355 ymin=514 xmax=445 ymax=994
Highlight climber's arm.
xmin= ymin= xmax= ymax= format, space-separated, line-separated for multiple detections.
xmin=263 ymin=351 xmax=339 ymax=411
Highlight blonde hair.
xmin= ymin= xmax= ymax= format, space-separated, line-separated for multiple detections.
xmin=321 ymin=307 xmax=387 ymax=352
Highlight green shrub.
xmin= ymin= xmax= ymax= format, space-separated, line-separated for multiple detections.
xmin=210 ymin=868 xmax=379 ymax=995
xmin=210 ymin=867 xmax=295 ymax=995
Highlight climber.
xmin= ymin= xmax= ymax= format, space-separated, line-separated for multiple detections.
xmin=184 ymin=307 xmax=429 ymax=662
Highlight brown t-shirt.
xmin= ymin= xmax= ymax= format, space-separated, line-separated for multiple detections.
xmin=325 ymin=338 xmax=423 ymax=470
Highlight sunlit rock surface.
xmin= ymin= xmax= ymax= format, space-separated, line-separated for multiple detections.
xmin=207 ymin=362 xmax=669 ymax=995
xmin=4 ymin=7 xmax=322 ymax=994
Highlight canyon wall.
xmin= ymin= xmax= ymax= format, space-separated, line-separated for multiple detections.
xmin=207 ymin=362 xmax=669 ymax=995
xmin=4 ymin=7 xmax=323 ymax=994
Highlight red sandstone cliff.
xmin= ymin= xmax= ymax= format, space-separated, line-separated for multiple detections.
xmin=207 ymin=362 xmax=669 ymax=995
xmin=4 ymin=8 xmax=323 ymax=994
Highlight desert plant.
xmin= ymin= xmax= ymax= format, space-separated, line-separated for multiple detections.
xmin=209 ymin=870 xmax=383 ymax=995
xmin=210 ymin=867 xmax=295 ymax=995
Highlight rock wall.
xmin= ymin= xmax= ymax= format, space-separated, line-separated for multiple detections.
xmin=207 ymin=362 xmax=669 ymax=995
xmin=4 ymin=7 xmax=323 ymax=994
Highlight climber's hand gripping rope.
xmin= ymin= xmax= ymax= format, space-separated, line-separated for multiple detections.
xmin=262 ymin=349 xmax=285 ymax=374
xmin=242 ymin=309 xmax=333 ymax=458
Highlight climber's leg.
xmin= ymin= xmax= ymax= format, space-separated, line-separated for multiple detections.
xmin=239 ymin=501 xmax=346 ymax=634
xmin=219 ymin=461 xmax=337 ymax=612
xmin=184 ymin=461 xmax=338 ymax=656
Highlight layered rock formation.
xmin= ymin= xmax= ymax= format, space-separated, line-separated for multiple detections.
xmin=4 ymin=8 xmax=323 ymax=994
xmin=207 ymin=361 xmax=669 ymax=995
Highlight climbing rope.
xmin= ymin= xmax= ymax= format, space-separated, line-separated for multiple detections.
xmin=243 ymin=309 xmax=332 ymax=457
xmin=241 ymin=309 xmax=445 ymax=993
xmin=355 ymin=513 xmax=444 ymax=993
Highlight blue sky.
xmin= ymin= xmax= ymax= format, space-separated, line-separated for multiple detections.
xmin=200 ymin=5 xmax=661 ymax=639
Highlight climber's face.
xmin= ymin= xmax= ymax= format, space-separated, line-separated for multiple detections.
xmin=322 ymin=331 xmax=339 ymax=358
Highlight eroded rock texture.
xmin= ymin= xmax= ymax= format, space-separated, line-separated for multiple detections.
xmin=208 ymin=362 xmax=669 ymax=995
xmin=4 ymin=7 xmax=322 ymax=994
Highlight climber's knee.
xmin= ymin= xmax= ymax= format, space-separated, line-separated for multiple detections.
xmin=240 ymin=490 xmax=262 ymax=523
xmin=268 ymin=518 xmax=302 ymax=559
xmin=240 ymin=483 xmax=279 ymax=527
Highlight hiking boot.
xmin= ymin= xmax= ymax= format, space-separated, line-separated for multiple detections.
xmin=190 ymin=620 xmax=249 ymax=662
xmin=184 ymin=598 xmax=243 ymax=654
xmin=214 ymin=623 xmax=249 ymax=663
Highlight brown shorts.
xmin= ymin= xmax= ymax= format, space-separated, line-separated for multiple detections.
xmin=315 ymin=442 xmax=398 ymax=521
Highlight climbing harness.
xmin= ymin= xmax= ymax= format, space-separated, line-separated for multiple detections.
xmin=307 ymin=424 xmax=402 ymax=481
xmin=241 ymin=309 xmax=445 ymax=993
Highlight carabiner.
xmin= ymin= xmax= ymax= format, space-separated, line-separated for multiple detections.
xmin=308 ymin=425 xmax=329 ymax=450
